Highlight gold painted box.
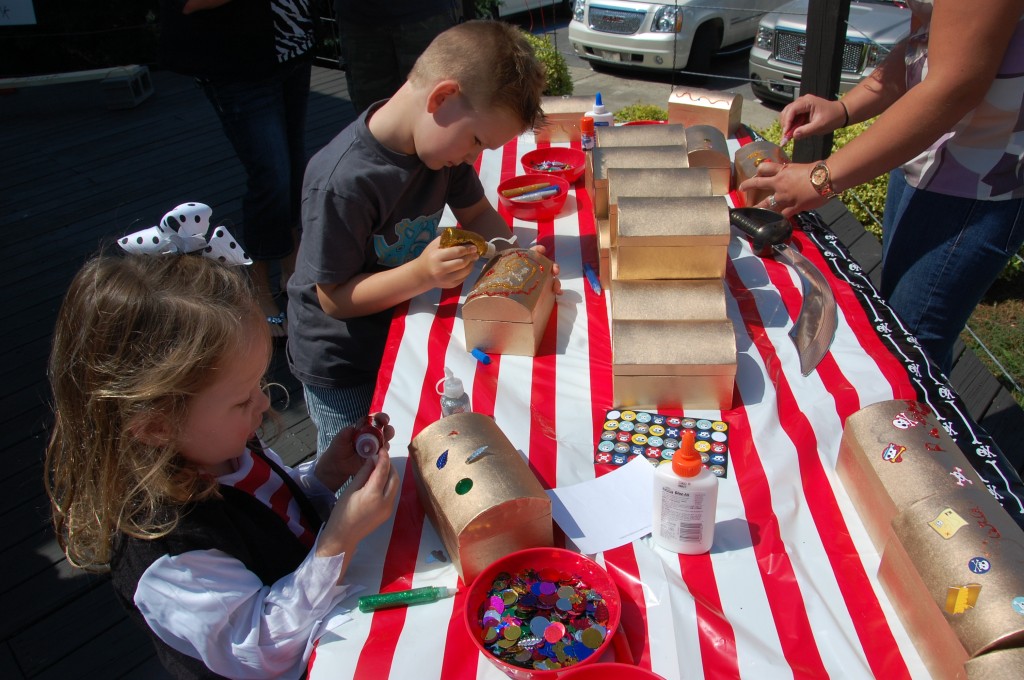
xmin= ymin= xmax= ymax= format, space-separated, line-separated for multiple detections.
xmin=611 ymin=319 xmax=736 ymax=410
xmin=586 ymin=145 xmax=690 ymax=219
xmin=734 ymin=140 xmax=791 ymax=207
xmin=534 ymin=95 xmax=593 ymax=143
xmin=606 ymin=167 xmax=713 ymax=239
xmin=684 ymin=125 xmax=732 ymax=195
xmin=966 ymin=648 xmax=1024 ymax=680
xmin=409 ymin=412 xmax=554 ymax=583
xmin=463 ymin=249 xmax=556 ymax=357
xmin=595 ymin=123 xmax=687 ymax=148
xmin=597 ymin=217 xmax=612 ymax=290
xmin=611 ymin=279 xmax=727 ymax=321
xmin=612 ymin=196 xmax=730 ymax=280
xmin=878 ymin=488 xmax=1024 ymax=680
xmin=836 ymin=399 xmax=987 ymax=553
xmin=667 ymin=86 xmax=742 ymax=137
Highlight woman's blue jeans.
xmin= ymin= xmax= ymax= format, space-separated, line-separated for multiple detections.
xmin=881 ymin=168 xmax=1024 ymax=375
xmin=199 ymin=57 xmax=312 ymax=261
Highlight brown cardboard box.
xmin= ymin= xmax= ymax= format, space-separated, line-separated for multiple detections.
xmin=595 ymin=123 xmax=687 ymax=148
xmin=611 ymin=319 xmax=736 ymax=410
xmin=612 ymin=196 xmax=730 ymax=280
xmin=586 ymin=146 xmax=690 ymax=218
xmin=667 ymin=87 xmax=742 ymax=137
xmin=878 ymin=489 xmax=1024 ymax=679
xmin=734 ymin=140 xmax=791 ymax=206
xmin=463 ymin=249 xmax=555 ymax=357
xmin=684 ymin=125 xmax=731 ymax=195
xmin=408 ymin=412 xmax=553 ymax=583
xmin=836 ymin=399 xmax=987 ymax=553
xmin=611 ymin=279 xmax=727 ymax=321
xmin=534 ymin=95 xmax=593 ymax=143
xmin=607 ymin=167 xmax=713 ymax=238
xmin=597 ymin=217 xmax=611 ymax=290
xmin=965 ymin=648 xmax=1024 ymax=679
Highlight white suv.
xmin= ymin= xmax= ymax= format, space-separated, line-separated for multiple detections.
xmin=568 ymin=0 xmax=790 ymax=75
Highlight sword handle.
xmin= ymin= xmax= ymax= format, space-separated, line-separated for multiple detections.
xmin=729 ymin=207 xmax=793 ymax=258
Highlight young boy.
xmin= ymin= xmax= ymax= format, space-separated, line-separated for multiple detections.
xmin=287 ymin=20 xmax=551 ymax=454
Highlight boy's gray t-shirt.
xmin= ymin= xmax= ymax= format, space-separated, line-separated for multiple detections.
xmin=287 ymin=104 xmax=485 ymax=389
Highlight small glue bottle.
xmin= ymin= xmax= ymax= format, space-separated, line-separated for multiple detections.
xmin=353 ymin=415 xmax=384 ymax=458
xmin=652 ymin=429 xmax=719 ymax=554
xmin=580 ymin=115 xmax=596 ymax=151
xmin=436 ymin=367 xmax=471 ymax=417
xmin=584 ymin=92 xmax=615 ymax=127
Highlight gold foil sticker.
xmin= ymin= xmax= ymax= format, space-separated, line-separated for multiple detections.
xmin=440 ymin=227 xmax=490 ymax=256
xmin=945 ymin=584 xmax=982 ymax=615
xmin=929 ymin=508 xmax=969 ymax=539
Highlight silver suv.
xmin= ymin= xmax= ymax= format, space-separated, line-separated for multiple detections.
xmin=568 ymin=0 xmax=789 ymax=75
xmin=748 ymin=0 xmax=910 ymax=104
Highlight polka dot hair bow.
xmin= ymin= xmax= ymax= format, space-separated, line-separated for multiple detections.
xmin=118 ymin=202 xmax=252 ymax=265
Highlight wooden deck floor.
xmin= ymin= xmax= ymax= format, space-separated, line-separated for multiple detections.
xmin=2 ymin=65 xmax=1021 ymax=678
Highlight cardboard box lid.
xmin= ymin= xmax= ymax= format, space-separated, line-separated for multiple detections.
xmin=607 ymin=167 xmax=713 ymax=204
xmin=463 ymin=249 xmax=555 ymax=323
xmin=595 ymin=123 xmax=687 ymax=148
xmin=612 ymin=319 xmax=736 ymax=374
xmin=591 ymin=145 xmax=689 ymax=181
xmin=616 ymin=196 xmax=730 ymax=245
xmin=539 ymin=94 xmax=593 ymax=115
xmin=685 ymin=125 xmax=730 ymax=168
xmin=611 ymin=279 xmax=727 ymax=321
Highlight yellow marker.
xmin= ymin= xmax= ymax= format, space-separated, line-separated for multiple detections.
xmin=500 ymin=182 xmax=551 ymax=198
xmin=944 ymin=584 xmax=981 ymax=614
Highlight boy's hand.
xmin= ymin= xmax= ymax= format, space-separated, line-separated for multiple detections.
xmin=416 ymin=237 xmax=479 ymax=290
xmin=529 ymin=243 xmax=563 ymax=296
xmin=314 ymin=412 xmax=395 ymax=492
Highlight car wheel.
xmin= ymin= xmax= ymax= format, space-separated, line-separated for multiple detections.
xmin=686 ymin=23 xmax=722 ymax=77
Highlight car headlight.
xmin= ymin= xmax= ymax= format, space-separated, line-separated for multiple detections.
xmin=651 ymin=6 xmax=683 ymax=33
xmin=864 ymin=43 xmax=891 ymax=69
xmin=755 ymin=26 xmax=774 ymax=52
xmin=572 ymin=0 xmax=585 ymax=23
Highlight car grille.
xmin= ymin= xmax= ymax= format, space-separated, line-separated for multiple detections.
xmin=588 ymin=6 xmax=646 ymax=35
xmin=774 ymin=30 xmax=864 ymax=73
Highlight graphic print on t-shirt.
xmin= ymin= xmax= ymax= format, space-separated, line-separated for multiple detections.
xmin=373 ymin=210 xmax=443 ymax=267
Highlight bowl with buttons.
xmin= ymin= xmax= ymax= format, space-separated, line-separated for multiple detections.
xmin=520 ymin=147 xmax=586 ymax=184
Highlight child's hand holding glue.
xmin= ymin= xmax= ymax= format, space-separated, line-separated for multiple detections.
xmin=314 ymin=412 xmax=394 ymax=490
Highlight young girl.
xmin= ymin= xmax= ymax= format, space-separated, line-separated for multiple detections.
xmin=45 ymin=252 xmax=400 ymax=679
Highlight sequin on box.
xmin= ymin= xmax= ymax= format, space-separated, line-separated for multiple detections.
xmin=475 ymin=568 xmax=611 ymax=671
xmin=595 ymin=409 xmax=730 ymax=478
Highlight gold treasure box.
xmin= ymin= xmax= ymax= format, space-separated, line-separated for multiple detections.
xmin=586 ymin=145 xmax=690 ymax=219
xmin=534 ymin=95 xmax=593 ymax=143
xmin=612 ymin=196 xmax=730 ymax=281
xmin=667 ymin=86 xmax=742 ymax=137
xmin=606 ymin=166 xmax=714 ymax=238
xmin=611 ymin=319 xmax=736 ymax=410
xmin=836 ymin=399 xmax=987 ymax=552
xmin=611 ymin=279 xmax=727 ymax=321
xmin=684 ymin=125 xmax=732 ymax=195
xmin=734 ymin=140 xmax=790 ymax=207
xmin=595 ymin=122 xmax=687 ymax=148
xmin=463 ymin=249 xmax=556 ymax=357
xmin=408 ymin=412 xmax=553 ymax=583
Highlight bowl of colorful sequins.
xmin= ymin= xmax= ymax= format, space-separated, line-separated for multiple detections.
xmin=464 ymin=547 xmax=621 ymax=679
xmin=520 ymin=147 xmax=586 ymax=184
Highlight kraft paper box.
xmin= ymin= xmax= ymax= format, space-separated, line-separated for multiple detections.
xmin=607 ymin=167 xmax=713 ymax=238
xmin=611 ymin=279 xmax=727 ymax=321
xmin=409 ymin=412 xmax=553 ymax=583
xmin=612 ymin=196 xmax=730 ymax=280
xmin=734 ymin=140 xmax=791 ymax=206
xmin=595 ymin=123 xmax=687 ymax=148
xmin=611 ymin=319 xmax=736 ymax=410
xmin=586 ymin=145 xmax=690 ymax=218
xmin=597 ymin=217 xmax=611 ymax=290
xmin=463 ymin=249 xmax=555 ymax=357
xmin=685 ymin=125 xmax=732 ymax=194
xmin=534 ymin=95 xmax=592 ymax=143
xmin=966 ymin=648 xmax=1024 ymax=680
xmin=667 ymin=86 xmax=742 ymax=137
xmin=878 ymin=489 xmax=1024 ymax=679
xmin=836 ymin=399 xmax=987 ymax=553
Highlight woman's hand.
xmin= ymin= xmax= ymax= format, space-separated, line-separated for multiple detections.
xmin=779 ymin=95 xmax=847 ymax=145
xmin=738 ymin=160 xmax=828 ymax=219
xmin=314 ymin=412 xmax=395 ymax=492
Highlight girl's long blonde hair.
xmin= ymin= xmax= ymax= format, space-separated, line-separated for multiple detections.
xmin=45 ymin=253 xmax=263 ymax=572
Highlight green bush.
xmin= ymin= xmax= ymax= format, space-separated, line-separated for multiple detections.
xmin=614 ymin=104 xmax=669 ymax=124
xmin=522 ymin=31 xmax=573 ymax=96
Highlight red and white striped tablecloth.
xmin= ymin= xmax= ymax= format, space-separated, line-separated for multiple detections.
xmin=306 ymin=132 xmax=937 ymax=679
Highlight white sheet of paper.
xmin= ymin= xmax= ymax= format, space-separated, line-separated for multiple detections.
xmin=545 ymin=456 xmax=656 ymax=554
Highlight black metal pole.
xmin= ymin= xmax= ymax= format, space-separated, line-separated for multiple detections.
xmin=793 ymin=0 xmax=852 ymax=163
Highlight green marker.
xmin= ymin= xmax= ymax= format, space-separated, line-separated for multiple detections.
xmin=357 ymin=585 xmax=456 ymax=613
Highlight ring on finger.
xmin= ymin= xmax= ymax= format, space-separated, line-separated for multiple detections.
xmin=767 ymin=195 xmax=778 ymax=209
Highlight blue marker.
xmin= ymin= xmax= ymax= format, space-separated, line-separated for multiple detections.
xmin=513 ymin=187 xmax=560 ymax=203
xmin=583 ymin=263 xmax=602 ymax=295
xmin=471 ymin=347 xmax=492 ymax=364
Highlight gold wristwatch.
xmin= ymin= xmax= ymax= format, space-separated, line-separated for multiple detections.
xmin=809 ymin=162 xmax=838 ymax=199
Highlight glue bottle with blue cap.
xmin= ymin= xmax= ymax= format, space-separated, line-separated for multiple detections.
xmin=436 ymin=367 xmax=471 ymax=417
xmin=584 ymin=92 xmax=615 ymax=127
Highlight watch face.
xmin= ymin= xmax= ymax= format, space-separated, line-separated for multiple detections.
xmin=811 ymin=165 xmax=828 ymax=186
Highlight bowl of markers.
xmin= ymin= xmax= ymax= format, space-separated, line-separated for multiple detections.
xmin=497 ymin=173 xmax=570 ymax=222
xmin=464 ymin=547 xmax=621 ymax=679
xmin=520 ymin=147 xmax=586 ymax=184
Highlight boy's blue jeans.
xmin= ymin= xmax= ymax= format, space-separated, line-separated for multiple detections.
xmin=198 ymin=57 xmax=312 ymax=261
xmin=881 ymin=168 xmax=1024 ymax=375
xmin=303 ymin=381 xmax=376 ymax=457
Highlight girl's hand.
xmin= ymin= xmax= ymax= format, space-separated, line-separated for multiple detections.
xmin=314 ymin=412 xmax=395 ymax=492
xmin=415 ymin=237 xmax=479 ymax=290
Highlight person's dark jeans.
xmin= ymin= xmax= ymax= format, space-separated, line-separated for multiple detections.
xmin=199 ymin=57 xmax=312 ymax=261
xmin=882 ymin=168 xmax=1024 ymax=375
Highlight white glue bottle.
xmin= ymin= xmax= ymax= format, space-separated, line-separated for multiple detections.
xmin=653 ymin=429 xmax=719 ymax=554
xmin=585 ymin=92 xmax=615 ymax=127
xmin=436 ymin=367 xmax=471 ymax=417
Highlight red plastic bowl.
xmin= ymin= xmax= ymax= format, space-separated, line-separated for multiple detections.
xmin=559 ymin=663 xmax=665 ymax=679
xmin=497 ymin=173 xmax=570 ymax=222
xmin=520 ymin=147 xmax=586 ymax=184
xmin=464 ymin=547 xmax=622 ymax=680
